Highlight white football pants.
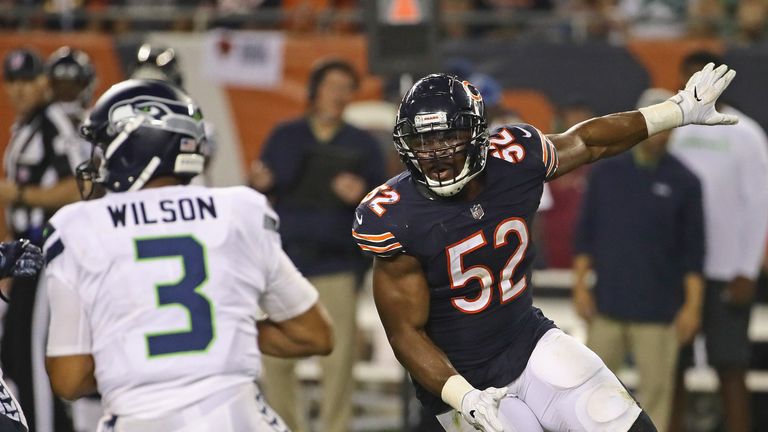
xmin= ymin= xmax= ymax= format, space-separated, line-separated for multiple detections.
xmin=96 ymin=383 xmax=289 ymax=432
xmin=437 ymin=329 xmax=642 ymax=432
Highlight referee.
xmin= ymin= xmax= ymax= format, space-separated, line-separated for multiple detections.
xmin=0 ymin=48 xmax=81 ymax=432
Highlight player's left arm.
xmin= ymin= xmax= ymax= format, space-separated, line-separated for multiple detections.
xmin=548 ymin=62 xmax=737 ymax=179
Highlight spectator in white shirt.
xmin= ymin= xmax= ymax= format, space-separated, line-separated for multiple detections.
xmin=667 ymin=50 xmax=768 ymax=432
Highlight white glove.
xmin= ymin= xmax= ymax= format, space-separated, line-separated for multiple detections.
xmin=460 ymin=386 xmax=508 ymax=432
xmin=670 ymin=62 xmax=738 ymax=126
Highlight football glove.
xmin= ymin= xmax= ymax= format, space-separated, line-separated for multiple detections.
xmin=0 ymin=239 xmax=43 ymax=279
xmin=670 ymin=62 xmax=738 ymax=126
xmin=460 ymin=386 xmax=508 ymax=432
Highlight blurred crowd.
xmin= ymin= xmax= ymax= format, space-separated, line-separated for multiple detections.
xmin=0 ymin=0 xmax=766 ymax=45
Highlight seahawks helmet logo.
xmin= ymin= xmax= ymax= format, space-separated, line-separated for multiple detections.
xmin=108 ymin=96 xmax=201 ymax=124
xmin=105 ymin=95 xmax=205 ymax=142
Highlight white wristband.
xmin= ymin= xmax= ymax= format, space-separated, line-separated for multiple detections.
xmin=441 ymin=375 xmax=475 ymax=411
xmin=638 ymin=100 xmax=683 ymax=136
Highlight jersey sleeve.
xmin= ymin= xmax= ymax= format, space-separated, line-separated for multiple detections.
xmin=232 ymin=187 xmax=319 ymax=322
xmin=489 ymin=123 xmax=559 ymax=180
xmin=42 ymin=212 xmax=78 ymax=287
xmin=352 ymin=185 xmax=405 ymax=258
xmin=46 ymin=271 xmax=92 ymax=356
xmin=259 ymin=248 xmax=319 ymax=322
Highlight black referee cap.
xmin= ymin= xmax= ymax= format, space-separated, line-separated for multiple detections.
xmin=3 ymin=49 xmax=44 ymax=81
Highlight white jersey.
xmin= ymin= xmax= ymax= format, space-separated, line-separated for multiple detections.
xmin=669 ymin=106 xmax=768 ymax=280
xmin=44 ymin=185 xmax=318 ymax=419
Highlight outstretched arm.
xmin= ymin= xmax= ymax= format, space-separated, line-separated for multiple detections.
xmin=373 ymin=254 xmax=505 ymax=431
xmin=549 ymin=111 xmax=648 ymax=178
xmin=549 ymin=62 xmax=737 ymax=179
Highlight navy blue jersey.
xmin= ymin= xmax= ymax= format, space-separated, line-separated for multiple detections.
xmin=353 ymin=124 xmax=559 ymax=414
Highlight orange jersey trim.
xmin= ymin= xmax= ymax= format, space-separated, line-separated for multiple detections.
xmin=352 ymin=230 xmax=395 ymax=243
xmin=357 ymin=242 xmax=403 ymax=253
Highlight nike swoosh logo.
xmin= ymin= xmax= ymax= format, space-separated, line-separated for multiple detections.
xmin=469 ymin=409 xmax=476 ymax=418
xmin=694 ymin=87 xmax=701 ymax=102
xmin=355 ymin=212 xmax=363 ymax=225
xmin=514 ymin=126 xmax=532 ymax=138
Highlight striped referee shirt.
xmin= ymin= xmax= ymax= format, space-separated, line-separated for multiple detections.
xmin=4 ymin=103 xmax=87 ymax=245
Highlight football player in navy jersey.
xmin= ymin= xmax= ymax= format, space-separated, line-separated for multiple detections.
xmin=352 ymin=63 xmax=738 ymax=431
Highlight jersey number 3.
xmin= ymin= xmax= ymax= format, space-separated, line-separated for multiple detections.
xmin=135 ymin=236 xmax=215 ymax=358
xmin=447 ymin=217 xmax=529 ymax=313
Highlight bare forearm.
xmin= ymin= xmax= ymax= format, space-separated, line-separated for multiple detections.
xmin=683 ymin=272 xmax=704 ymax=311
xmin=373 ymin=255 xmax=463 ymax=399
xmin=571 ymin=111 xmax=648 ymax=162
xmin=572 ymin=254 xmax=593 ymax=289
xmin=46 ymin=356 xmax=97 ymax=400
xmin=22 ymin=179 xmax=80 ymax=210
xmin=554 ymin=112 xmax=649 ymax=177
xmin=389 ymin=327 xmax=459 ymax=397
xmin=257 ymin=320 xmax=331 ymax=357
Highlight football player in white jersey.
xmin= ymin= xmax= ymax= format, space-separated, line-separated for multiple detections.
xmin=43 ymin=79 xmax=333 ymax=432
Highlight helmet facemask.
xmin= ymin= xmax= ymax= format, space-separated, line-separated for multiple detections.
xmin=75 ymin=145 xmax=107 ymax=200
xmin=394 ymin=111 xmax=489 ymax=197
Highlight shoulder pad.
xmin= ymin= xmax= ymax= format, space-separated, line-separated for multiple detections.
xmin=227 ymin=186 xmax=280 ymax=234
xmin=353 ymin=182 xmax=405 ymax=258
xmin=489 ymin=123 xmax=558 ymax=180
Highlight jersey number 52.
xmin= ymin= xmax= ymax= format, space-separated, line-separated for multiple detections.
xmin=446 ymin=217 xmax=529 ymax=314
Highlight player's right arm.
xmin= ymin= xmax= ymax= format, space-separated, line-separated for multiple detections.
xmin=241 ymin=188 xmax=334 ymax=357
xmin=257 ymin=308 xmax=332 ymax=357
xmin=373 ymin=253 xmax=454 ymax=394
xmin=374 ymin=253 xmax=505 ymax=431
xmin=256 ymin=247 xmax=333 ymax=358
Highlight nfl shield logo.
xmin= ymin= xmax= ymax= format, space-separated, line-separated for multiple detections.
xmin=470 ymin=204 xmax=484 ymax=220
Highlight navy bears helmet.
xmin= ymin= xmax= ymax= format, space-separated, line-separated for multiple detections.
xmin=46 ymin=46 xmax=96 ymax=107
xmin=394 ymin=74 xmax=489 ymax=197
xmin=79 ymin=79 xmax=206 ymax=193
